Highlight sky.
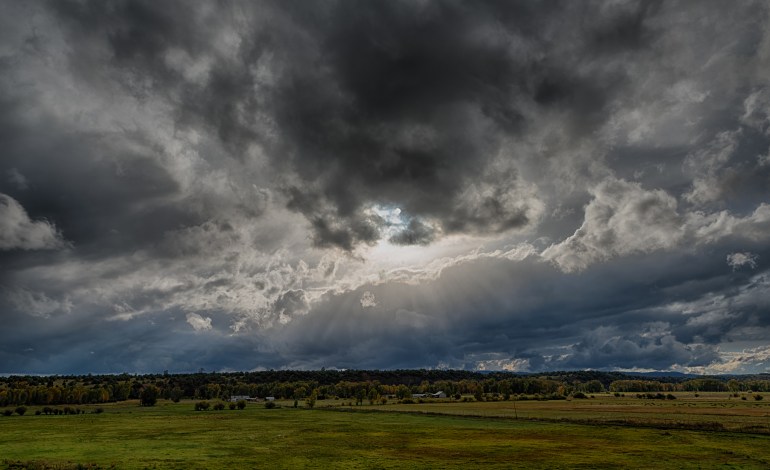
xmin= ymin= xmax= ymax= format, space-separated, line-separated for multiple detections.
xmin=1 ymin=0 xmax=770 ymax=375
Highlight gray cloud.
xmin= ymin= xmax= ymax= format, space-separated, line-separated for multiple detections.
xmin=0 ymin=194 xmax=67 ymax=251
xmin=0 ymin=1 xmax=769 ymax=374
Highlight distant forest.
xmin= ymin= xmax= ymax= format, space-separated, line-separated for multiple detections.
xmin=2 ymin=369 xmax=769 ymax=407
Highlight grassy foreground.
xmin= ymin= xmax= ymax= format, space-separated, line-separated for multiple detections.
xmin=1 ymin=400 xmax=769 ymax=469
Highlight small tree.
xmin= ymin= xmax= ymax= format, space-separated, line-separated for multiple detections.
xmin=140 ymin=385 xmax=159 ymax=407
xmin=169 ymin=387 xmax=183 ymax=403
xmin=305 ymin=390 xmax=317 ymax=409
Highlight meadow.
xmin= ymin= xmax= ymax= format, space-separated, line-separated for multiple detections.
xmin=1 ymin=394 xmax=770 ymax=469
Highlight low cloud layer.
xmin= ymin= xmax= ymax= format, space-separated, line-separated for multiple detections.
xmin=1 ymin=1 xmax=769 ymax=374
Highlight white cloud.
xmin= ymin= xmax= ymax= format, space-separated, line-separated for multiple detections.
xmin=360 ymin=291 xmax=377 ymax=308
xmin=186 ymin=313 xmax=213 ymax=331
xmin=0 ymin=194 xmax=67 ymax=250
xmin=727 ymin=252 xmax=759 ymax=270
xmin=542 ymin=179 xmax=684 ymax=272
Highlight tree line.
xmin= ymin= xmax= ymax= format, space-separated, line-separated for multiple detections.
xmin=1 ymin=370 xmax=768 ymax=407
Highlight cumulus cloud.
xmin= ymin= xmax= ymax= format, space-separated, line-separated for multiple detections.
xmin=543 ymin=179 xmax=684 ymax=272
xmin=727 ymin=252 xmax=759 ymax=270
xmin=360 ymin=291 xmax=376 ymax=308
xmin=0 ymin=194 xmax=67 ymax=250
xmin=186 ymin=313 xmax=212 ymax=332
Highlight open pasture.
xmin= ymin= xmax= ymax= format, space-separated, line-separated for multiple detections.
xmin=1 ymin=398 xmax=770 ymax=469
xmin=356 ymin=392 xmax=770 ymax=433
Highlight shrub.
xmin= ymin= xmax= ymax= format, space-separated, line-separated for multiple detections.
xmin=3 ymin=410 xmax=12 ymax=416
xmin=236 ymin=400 xmax=246 ymax=410
xmin=754 ymin=394 xmax=763 ymax=401
xmin=229 ymin=402 xmax=237 ymax=410
xmin=140 ymin=385 xmax=159 ymax=407
xmin=666 ymin=394 xmax=677 ymax=400
xmin=35 ymin=410 xmax=42 ymax=416
xmin=379 ymin=397 xmax=388 ymax=405
xmin=264 ymin=401 xmax=276 ymax=409
xmin=195 ymin=401 xmax=210 ymax=411
xmin=213 ymin=402 xmax=225 ymax=411
xmin=572 ymin=392 xmax=588 ymax=399
xmin=15 ymin=406 xmax=27 ymax=416
xmin=741 ymin=396 xmax=747 ymax=401
xmin=400 ymin=399 xmax=415 ymax=404
xmin=305 ymin=391 xmax=317 ymax=409
xmin=95 ymin=408 xmax=104 ymax=414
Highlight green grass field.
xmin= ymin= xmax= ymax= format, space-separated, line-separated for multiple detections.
xmin=1 ymin=397 xmax=769 ymax=469
xmin=355 ymin=392 xmax=770 ymax=433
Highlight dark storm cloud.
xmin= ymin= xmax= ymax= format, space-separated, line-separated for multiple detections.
xmin=1 ymin=0 xmax=769 ymax=374
xmin=389 ymin=219 xmax=436 ymax=246
xmin=44 ymin=0 xmax=660 ymax=250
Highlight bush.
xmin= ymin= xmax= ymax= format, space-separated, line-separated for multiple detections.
xmin=305 ymin=391 xmax=317 ymax=409
xmin=666 ymin=394 xmax=677 ymax=400
xmin=195 ymin=401 xmax=210 ymax=411
xmin=400 ymin=398 xmax=415 ymax=404
xmin=264 ymin=401 xmax=277 ymax=409
xmin=572 ymin=392 xmax=587 ymax=399
xmin=35 ymin=410 xmax=42 ymax=416
xmin=213 ymin=402 xmax=225 ymax=411
xmin=3 ymin=410 xmax=12 ymax=416
xmin=229 ymin=402 xmax=237 ymax=410
xmin=754 ymin=394 xmax=763 ymax=401
xmin=15 ymin=406 xmax=27 ymax=416
xmin=236 ymin=400 xmax=246 ymax=410
xmin=140 ymin=385 xmax=159 ymax=407
xmin=94 ymin=408 xmax=104 ymax=414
